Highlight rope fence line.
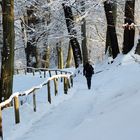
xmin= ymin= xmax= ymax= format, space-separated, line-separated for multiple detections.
xmin=0 ymin=67 xmax=74 ymax=140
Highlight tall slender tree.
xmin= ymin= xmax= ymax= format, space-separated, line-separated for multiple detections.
xmin=25 ymin=5 xmax=39 ymax=69
xmin=0 ymin=0 xmax=15 ymax=102
xmin=56 ymin=42 xmax=64 ymax=69
xmin=123 ymin=0 xmax=135 ymax=54
xmin=105 ymin=0 xmax=117 ymax=56
xmin=62 ymin=3 xmax=82 ymax=68
xmin=104 ymin=0 xmax=120 ymax=59
xmin=66 ymin=42 xmax=73 ymax=68
xmin=42 ymin=0 xmax=51 ymax=68
xmin=80 ymin=0 xmax=88 ymax=65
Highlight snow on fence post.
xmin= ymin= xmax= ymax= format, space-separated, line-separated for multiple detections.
xmin=53 ymin=78 xmax=58 ymax=96
xmin=0 ymin=107 xmax=3 ymax=140
xmin=65 ymin=72 xmax=70 ymax=89
xmin=48 ymin=81 xmax=51 ymax=104
xmin=33 ymin=90 xmax=37 ymax=112
xmin=14 ymin=96 xmax=20 ymax=124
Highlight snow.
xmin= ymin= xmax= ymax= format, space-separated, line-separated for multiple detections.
xmin=2 ymin=53 xmax=140 ymax=140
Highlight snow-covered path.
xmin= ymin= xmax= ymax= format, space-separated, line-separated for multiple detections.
xmin=14 ymin=75 xmax=96 ymax=140
xmin=13 ymin=63 xmax=140 ymax=140
xmin=3 ymin=56 xmax=140 ymax=140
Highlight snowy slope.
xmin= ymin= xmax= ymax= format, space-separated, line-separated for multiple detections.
xmin=2 ymin=54 xmax=140 ymax=140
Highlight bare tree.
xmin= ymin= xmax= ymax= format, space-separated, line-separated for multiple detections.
xmin=25 ymin=4 xmax=40 ymax=69
xmin=0 ymin=0 xmax=15 ymax=102
xmin=80 ymin=0 xmax=88 ymax=65
xmin=104 ymin=0 xmax=120 ymax=59
xmin=105 ymin=0 xmax=117 ymax=57
xmin=123 ymin=0 xmax=135 ymax=54
xmin=65 ymin=42 xmax=73 ymax=68
xmin=62 ymin=3 xmax=82 ymax=68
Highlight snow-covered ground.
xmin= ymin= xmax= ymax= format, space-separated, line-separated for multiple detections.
xmin=2 ymin=53 xmax=140 ymax=140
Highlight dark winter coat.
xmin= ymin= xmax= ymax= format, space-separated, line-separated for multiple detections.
xmin=83 ymin=63 xmax=94 ymax=77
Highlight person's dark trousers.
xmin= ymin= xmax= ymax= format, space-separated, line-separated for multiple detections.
xmin=86 ymin=76 xmax=92 ymax=89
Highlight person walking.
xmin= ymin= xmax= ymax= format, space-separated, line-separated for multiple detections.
xmin=83 ymin=62 xmax=94 ymax=89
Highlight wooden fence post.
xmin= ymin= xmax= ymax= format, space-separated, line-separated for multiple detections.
xmin=48 ymin=81 xmax=51 ymax=103
xmin=67 ymin=78 xmax=71 ymax=89
xmin=64 ymin=77 xmax=68 ymax=94
xmin=55 ymin=70 xmax=58 ymax=75
xmin=0 ymin=107 xmax=3 ymax=140
xmin=33 ymin=91 xmax=37 ymax=112
xmin=61 ymin=71 xmax=63 ymax=82
xmin=49 ymin=71 xmax=52 ymax=77
xmin=44 ymin=71 xmax=46 ymax=78
xmin=33 ymin=69 xmax=35 ymax=76
xmin=14 ymin=96 xmax=20 ymax=124
xmin=70 ymin=76 xmax=73 ymax=87
xmin=54 ymin=78 xmax=58 ymax=96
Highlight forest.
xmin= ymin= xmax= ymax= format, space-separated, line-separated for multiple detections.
xmin=0 ymin=0 xmax=140 ymax=104
xmin=0 ymin=0 xmax=140 ymax=139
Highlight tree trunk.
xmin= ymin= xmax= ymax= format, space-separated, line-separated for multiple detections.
xmin=20 ymin=16 xmax=28 ymax=49
xmin=105 ymin=0 xmax=117 ymax=56
xmin=25 ymin=41 xmax=38 ymax=69
xmin=42 ymin=0 xmax=51 ymax=68
xmin=57 ymin=43 xmax=63 ymax=69
xmin=59 ymin=47 xmax=63 ymax=69
xmin=0 ymin=4 xmax=2 ymax=48
xmin=62 ymin=3 xmax=82 ymax=68
xmin=66 ymin=42 xmax=73 ymax=68
xmin=123 ymin=0 xmax=135 ymax=54
xmin=135 ymin=32 xmax=140 ymax=54
xmin=43 ymin=46 xmax=50 ymax=68
xmin=25 ymin=5 xmax=39 ymax=70
xmin=104 ymin=0 xmax=120 ymax=59
xmin=81 ymin=1 xmax=88 ymax=65
xmin=0 ymin=0 xmax=15 ymax=102
xmin=135 ymin=39 xmax=140 ymax=55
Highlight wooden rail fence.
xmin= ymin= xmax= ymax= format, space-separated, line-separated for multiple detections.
xmin=0 ymin=67 xmax=74 ymax=140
